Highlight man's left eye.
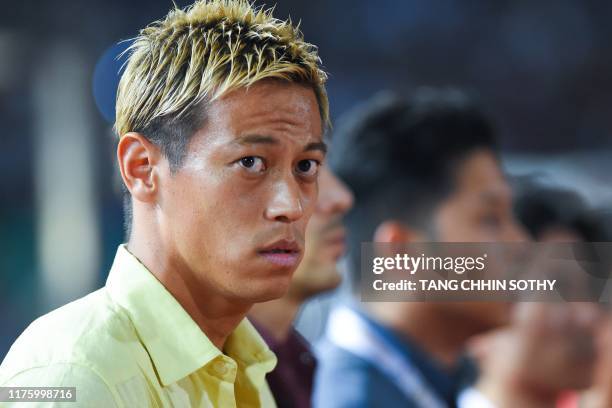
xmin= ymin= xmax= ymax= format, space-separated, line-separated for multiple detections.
xmin=296 ymin=159 xmax=320 ymax=177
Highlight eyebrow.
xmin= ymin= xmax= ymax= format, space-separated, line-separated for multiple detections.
xmin=234 ymin=134 xmax=279 ymax=146
xmin=305 ymin=141 xmax=327 ymax=154
xmin=234 ymin=134 xmax=327 ymax=154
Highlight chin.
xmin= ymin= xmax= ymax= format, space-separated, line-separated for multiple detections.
xmin=313 ymin=266 xmax=343 ymax=290
xmin=314 ymin=275 xmax=343 ymax=296
xmin=245 ymin=275 xmax=293 ymax=303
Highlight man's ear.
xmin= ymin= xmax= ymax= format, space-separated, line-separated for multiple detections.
xmin=117 ymin=132 xmax=161 ymax=204
xmin=373 ymin=220 xmax=420 ymax=244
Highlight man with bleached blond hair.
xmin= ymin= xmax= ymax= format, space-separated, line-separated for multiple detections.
xmin=0 ymin=1 xmax=328 ymax=406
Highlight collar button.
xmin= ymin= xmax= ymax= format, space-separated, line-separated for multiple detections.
xmin=213 ymin=360 xmax=228 ymax=376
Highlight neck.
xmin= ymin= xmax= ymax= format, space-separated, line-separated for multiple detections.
xmin=127 ymin=228 xmax=250 ymax=350
xmin=249 ymin=295 xmax=303 ymax=342
xmin=367 ymin=303 xmax=475 ymax=368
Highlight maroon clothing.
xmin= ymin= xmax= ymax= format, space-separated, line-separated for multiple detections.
xmin=251 ymin=320 xmax=317 ymax=408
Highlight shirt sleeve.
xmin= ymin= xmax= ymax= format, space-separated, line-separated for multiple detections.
xmin=1 ymin=362 xmax=119 ymax=408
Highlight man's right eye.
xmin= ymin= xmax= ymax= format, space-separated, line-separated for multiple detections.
xmin=238 ymin=156 xmax=266 ymax=173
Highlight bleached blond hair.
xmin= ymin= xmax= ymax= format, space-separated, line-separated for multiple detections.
xmin=115 ymin=0 xmax=329 ymax=155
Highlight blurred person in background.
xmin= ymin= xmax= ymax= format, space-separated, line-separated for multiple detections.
xmin=514 ymin=183 xmax=607 ymax=243
xmin=249 ymin=166 xmax=353 ymax=408
xmin=313 ymin=89 xmax=601 ymax=408
xmin=582 ymin=314 xmax=612 ymax=408
xmin=580 ymin=212 xmax=612 ymax=408
xmin=462 ymin=302 xmax=601 ymax=408
xmin=0 ymin=0 xmax=330 ymax=406
xmin=314 ymin=89 xmax=526 ymax=407
xmin=509 ymin=184 xmax=611 ymax=408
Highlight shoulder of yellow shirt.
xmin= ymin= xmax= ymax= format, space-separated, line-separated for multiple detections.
xmin=0 ymin=287 xmax=146 ymax=389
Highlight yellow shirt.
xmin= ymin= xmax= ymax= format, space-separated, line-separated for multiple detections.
xmin=0 ymin=245 xmax=278 ymax=407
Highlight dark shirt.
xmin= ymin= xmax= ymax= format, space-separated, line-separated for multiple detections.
xmin=358 ymin=308 xmax=475 ymax=407
xmin=313 ymin=305 xmax=477 ymax=408
xmin=252 ymin=319 xmax=317 ymax=408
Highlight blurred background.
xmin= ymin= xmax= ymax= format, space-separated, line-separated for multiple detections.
xmin=2 ymin=0 xmax=612 ymax=358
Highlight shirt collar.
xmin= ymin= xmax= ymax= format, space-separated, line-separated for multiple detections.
xmin=225 ymin=318 xmax=277 ymax=388
xmin=105 ymin=244 xmax=275 ymax=386
xmin=350 ymin=304 xmax=470 ymax=404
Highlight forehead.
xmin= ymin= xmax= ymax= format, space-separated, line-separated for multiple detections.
xmin=205 ymin=80 xmax=323 ymax=143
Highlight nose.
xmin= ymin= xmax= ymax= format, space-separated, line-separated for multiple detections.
xmin=317 ymin=168 xmax=354 ymax=215
xmin=264 ymin=176 xmax=304 ymax=223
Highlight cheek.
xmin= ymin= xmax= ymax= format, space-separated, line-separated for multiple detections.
xmin=165 ymin=173 xmax=264 ymax=255
xmin=303 ymin=215 xmax=326 ymax=253
xmin=464 ymin=221 xmax=494 ymax=241
xmin=218 ymin=180 xmax=267 ymax=223
xmin=434 ymin=203 xmax=460 ymax=241
xmin=435 ymin=211 xmax=470 ymax=242
xmin=438 ymin=211 xmax=493 ymax=242
xmin=306 ymin=213 xmax=326 ymax=236
xmin=301 ymin=184 xmax=319 ymax=219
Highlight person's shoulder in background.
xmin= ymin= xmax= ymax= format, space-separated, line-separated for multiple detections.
xmin=312 ymin=338 xmax=419 ymax=408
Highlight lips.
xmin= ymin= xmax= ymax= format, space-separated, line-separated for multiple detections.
xmin=258 ymin=239 xmax=301 ymax=268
